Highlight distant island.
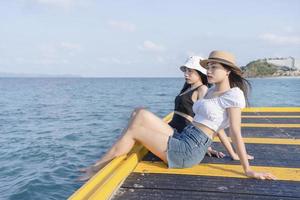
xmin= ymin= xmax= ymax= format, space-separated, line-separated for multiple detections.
xmin=241 ymin=57 xmax=300 ymax=78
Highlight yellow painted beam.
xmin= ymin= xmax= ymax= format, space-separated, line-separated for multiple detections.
xmin=89 ymin=146 xmax=148 ymax=200
xmin=68 ymin=155 xmax=127 ymax=200
xmin=163 ymin=112 xmax=174 ymax=123
xmin=241 ymin=123 xmax=300 ymax=128
xmin=242 ymin=115 xmax=300 ymax=118
xmin=213 ymin=137 xmax=300 ymax=145
xmin=134 ymin=161 xmax=300 ymax=182
xmin=68 ymin=144 xmax=147 ymax=200
xmin=242 ymin=107 xmax=300 ymax=112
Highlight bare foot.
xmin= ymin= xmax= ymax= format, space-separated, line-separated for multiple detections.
xmin=76 ymin=169 xmax=97 ymax=181
xmin=77 ymin=161 xmax=110 ymax=181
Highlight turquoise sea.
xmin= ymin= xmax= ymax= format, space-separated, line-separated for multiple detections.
xmin=0 ymin=77 xmax=299 ymax=200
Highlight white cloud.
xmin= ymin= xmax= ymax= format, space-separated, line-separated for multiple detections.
xmin=39 ymin=44 xmax=57 ymax=58
xmin=29 ymin=41 xmax=82 ymax=65
xmin=156 ymin=56 xmax=165 ymax=63
xmin=283 ymin=26 xmax=294 ymax=33
xmin=97 ymin=57 xmax=138 ymax=65
xmin=34 ymin=0 xmax=74 ymax=8
xmin=31 ymin=0 xmax=92 ymax=9
xmin=60 ymin=42 xmax=81 ymax=51
xmin=108 ymin=20 xmax=136 ymax=32
xmin=13 ymin=56 xmax=70 ymax=65
xmin=40 ymin=42 xmax=81 ymax=55
xmin=259 ymin=33 xmax=300 ymax=45
xmin=34 ymin=58 xmax=70 ymax=65
xmin=138 ymin=40 xmax=166 ymax=52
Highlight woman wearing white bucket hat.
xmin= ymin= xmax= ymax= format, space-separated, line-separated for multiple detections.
xmin=168 ymin=56 xmax=208 ymax=132
xmin=79 ymin=51 xmax=275 ymax=181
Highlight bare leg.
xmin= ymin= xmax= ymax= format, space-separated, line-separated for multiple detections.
xmin=94 ymin=109 xmax=174 ymax=164
xmin=130 ymin=109 xmax=175 ymax=136
xmin=79 ymin=108 xmax=140 ymax=173
xmin=80 ymin=108 xmax=148 ymax=172
xmin=78 ymin=109 xmax=174 ymax=181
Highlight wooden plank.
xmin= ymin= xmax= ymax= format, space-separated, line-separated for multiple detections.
xmin=241 ymin=124 xmax=300 ymax=128
xmin=242 ymin=112 xmax=300 ymax=116
xmin=114 ymin=173 xmax=300 ymax=199
xmin=213 ymin=137 xmax=300 ymax=145
xmin=143 ymin=143 xmax=300 ymax=168
xmin=242 ymin=118 xmax=300 ymax=124
xmin=242 ymin=107 xmax=300 ymax=112
xmin=242 ymin=115 xmax=300 ymax=118
xmin=134 ymin=161 xmax=300 ymax=181
xmin=204 ymin=143 xmax=300 ymax=168
xmin=113 ymin=188 xmax=298 ymax=200
xmin=240 ymin=127 xmax=299 ymax=139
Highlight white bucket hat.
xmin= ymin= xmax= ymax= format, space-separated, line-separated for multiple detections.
xmin=180 ymin=56 xmax=207 ymax=75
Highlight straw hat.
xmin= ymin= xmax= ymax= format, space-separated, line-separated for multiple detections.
xmin=200 ymin=50 xmax=242 ymax=74
xmin=180 ymin=56 xmax=207 ymax=75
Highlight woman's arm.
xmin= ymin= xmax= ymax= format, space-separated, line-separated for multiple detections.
xmin=228 ymin=107 xmax=276 ymax=180
xmin=217 ymin=129 xmax=238 ymax=159
xmin=192 ymin=85 xmax=208 ymax=102
xmin=217 ymin=129 xmax=254 ymax=160
xmin=197 ymin=85 xmax=208 ymax=99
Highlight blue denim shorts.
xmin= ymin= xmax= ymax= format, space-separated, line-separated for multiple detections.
xmin=167 ymin=124 xmax=212 ymax=168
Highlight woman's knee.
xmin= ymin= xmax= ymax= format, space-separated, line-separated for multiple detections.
xmin=135 ymin=108 xmax=151 ymax=120
xmin=128 ymin=109 xmax=150 ymax=129
xmin=131 ymin=107 xmax=146 ymax=117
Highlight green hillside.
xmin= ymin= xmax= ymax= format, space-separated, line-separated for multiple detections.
xmin=241 ymin=60 xmax=280 ymax=77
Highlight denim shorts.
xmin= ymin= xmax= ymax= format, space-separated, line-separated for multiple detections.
xmin=166 ymin=124 xmax=212 ymax=168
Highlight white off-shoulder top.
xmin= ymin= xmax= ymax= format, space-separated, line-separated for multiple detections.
xmin=192 ymin=86 xmax=246 ymax=132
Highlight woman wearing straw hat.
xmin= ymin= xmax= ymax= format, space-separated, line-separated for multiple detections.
xmin=168 ymin=56 xmax=251 ymax=160
xmin=80 ymin=50 xmax=275 ymax=180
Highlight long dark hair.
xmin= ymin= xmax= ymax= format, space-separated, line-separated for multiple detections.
xmin=222 ymin=64 xmax=251 ymax=106
xmin=180 ymin=70 xmax=208 ymax=94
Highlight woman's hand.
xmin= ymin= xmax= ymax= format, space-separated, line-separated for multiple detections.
xmin=207 ymin=147 xmax=226 ymax=158
xmin=245 ymin=170 xmax=277 ymax=180
xmin=231 ymin=153 xmax=254 ymax=161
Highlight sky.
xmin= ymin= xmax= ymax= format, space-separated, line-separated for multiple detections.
xmin=0 ymin=0 xmax=299 ymax=77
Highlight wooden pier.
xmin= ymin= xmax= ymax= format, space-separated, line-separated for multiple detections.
xmin=69 ymin=107 xmax=300 ymax=200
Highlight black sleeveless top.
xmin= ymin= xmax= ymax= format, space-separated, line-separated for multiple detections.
xmin=174 ymin=86 xmax=200 ymax=117
xmin=168 ymin=86 xmax=200 ymax=132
